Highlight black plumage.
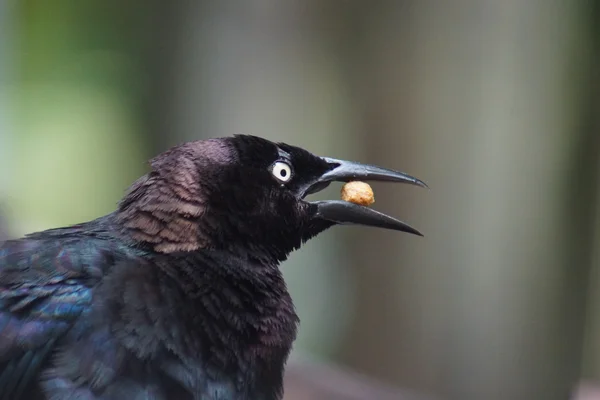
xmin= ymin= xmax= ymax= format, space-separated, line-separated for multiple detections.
xmin=0 ymin=135 xmax=426 ymax=400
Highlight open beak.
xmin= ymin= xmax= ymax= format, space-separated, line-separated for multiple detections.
xmin=308 ymin=158 xmax=427 ymax=236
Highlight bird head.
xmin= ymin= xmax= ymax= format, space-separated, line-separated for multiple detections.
xmin=117 ymin=135 xmax=426 ymax=262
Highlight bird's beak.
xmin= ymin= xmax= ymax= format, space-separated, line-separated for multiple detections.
xmin=308 ymin=157 xmax=427 ymax=236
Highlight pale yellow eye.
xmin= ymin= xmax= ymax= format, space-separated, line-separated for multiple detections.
xmin=271 ymin=161 xmax=293 ymax=182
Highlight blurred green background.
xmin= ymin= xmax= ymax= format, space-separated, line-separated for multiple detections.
xmin=1 ymin=1 xmax=600 ymax=399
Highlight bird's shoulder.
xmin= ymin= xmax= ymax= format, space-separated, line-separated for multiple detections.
xmin=0 ymin=225 xmax=132 ymax=399
xmin=0 ymin=231 xmax=124 ymax=285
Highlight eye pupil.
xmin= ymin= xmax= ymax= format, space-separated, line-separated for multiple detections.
xmin=280 ymin=169 xmax=287 ymax=177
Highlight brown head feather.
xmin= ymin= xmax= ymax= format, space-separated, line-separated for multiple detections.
xmin=116 ymin=139 xmax=234 ymax=254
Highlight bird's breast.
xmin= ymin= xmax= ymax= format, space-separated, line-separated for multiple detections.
xmin=108 ymin=252 xmax=299 ymax=398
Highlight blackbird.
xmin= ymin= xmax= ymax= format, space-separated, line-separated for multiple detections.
xmin=0 ymin=135 xmax=426 ymax=400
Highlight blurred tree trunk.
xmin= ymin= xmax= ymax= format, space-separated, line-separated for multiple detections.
xmin=580 ymin=0 xmax=600 ymax=384
xmin=338 ymin=1 xmax=597 ymax=400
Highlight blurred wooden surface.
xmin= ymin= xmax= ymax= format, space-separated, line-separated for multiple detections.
xmin=284 ymin=359 xmax=440 ymax=400
xmin=574 ymin=382 xmax=600 ymax=400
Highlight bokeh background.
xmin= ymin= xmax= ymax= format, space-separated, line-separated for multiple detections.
xmin=1 ymin=1 xmax=600 ymax=400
